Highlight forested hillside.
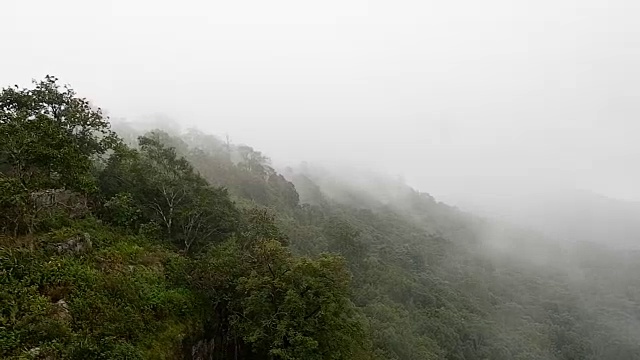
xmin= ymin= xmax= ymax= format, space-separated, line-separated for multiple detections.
xmin=2 ymin=78 xmax=639 ymax=359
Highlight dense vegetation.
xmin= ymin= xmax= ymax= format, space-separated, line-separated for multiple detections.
xmin=1 ymin=77 xmax=639 ymax=359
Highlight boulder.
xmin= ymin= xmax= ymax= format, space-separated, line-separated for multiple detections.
xmin=51 ymin=299 xmax=71 ymax=322
xmin=54 ymin=233 xmax=92 ymax=254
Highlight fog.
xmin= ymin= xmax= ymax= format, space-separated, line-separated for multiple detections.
xmin=3 ymin=3 xmax=640 ymax=353
xmin=3 ymin=0 xmax=640 ymax=239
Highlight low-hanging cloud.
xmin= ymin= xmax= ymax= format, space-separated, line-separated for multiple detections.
xmin=2 ymin=0 xmax=640 ymax=202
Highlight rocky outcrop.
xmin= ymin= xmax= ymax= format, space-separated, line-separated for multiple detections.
xmin=30 ymin=189 xmax=89 ymax=218
xmin=52 ymin=233 xmax=92 ymax=254
xmin=51 ymin=299 xmax=71 ymax=322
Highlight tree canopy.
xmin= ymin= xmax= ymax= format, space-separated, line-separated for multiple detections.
xmin=2 ymin=77 xmax=639 ymax=360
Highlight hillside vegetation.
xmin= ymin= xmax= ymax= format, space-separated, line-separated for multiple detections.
xmin=1 ymin=78 xmax=639 ymax=359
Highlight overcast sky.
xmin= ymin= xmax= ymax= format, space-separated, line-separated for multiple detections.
xmin=2 ymin=0 xmax=640 ymax=201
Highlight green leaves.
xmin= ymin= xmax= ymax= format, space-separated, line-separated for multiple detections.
xmin=0 ymin=221 xmax=200 ymax=359
xmin=0 ymin=76 xmax=116 ymax=193
xmin=102 ymin=193 xmax=142 ymax=228
xmin=0 ymin=76 xmax=372 ymax=359
xmin=0 ymin=76 xmax=119 ymax=235
xmin=193 ymin=237 xmax=368 ymax=359
xmin=5 ymin=75 xmax=634 ymax=360
xmin=99 ymin=136 xmax=239 ymax=254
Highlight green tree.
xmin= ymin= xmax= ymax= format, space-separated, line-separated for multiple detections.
xmin=193 ymin=238 xmax=369 ymax=360
xmin=0 ymin=76 xmax=116 ymax=234
xmin=99 ymin=136 xmax=238 ymax=253
xmin=0 ymin=75 xmax=115 ymax=191
xmin=236 ymin=240 xmax=366 ymax=359
xmin=239 ymin=207 xmax=289 ymax=249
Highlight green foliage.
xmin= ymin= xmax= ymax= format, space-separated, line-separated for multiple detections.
xmin=239 ymin=207 xmax=289 ymax=249
xmin=99 ymin=136 xmax=238 ymax=253
xmin=190 ymin=238 xmax=369 ymax=359
xmin=3 ymin=76 xmax=639 ymax=360
xmin=0 ymin=75 xmax=116 ymax=192
xmin=139 ymin=130 xmax=300 ymax=211
xmin=0 ymin=221 xmax=199 ymax=359
xmin=322 ymin=216 xmax=367 ymax=264
xmin=102 ymin=192 xmax=142 ymax=228
xmin=0 ymin=80 xmax=368 ymax=359
xmin=238 ymin=241 xmax=361 ymax=359
xmin=0 ymin=177 xmax=29 ymax=235
xmin=0 ymin=76 xmax=117 ymax=235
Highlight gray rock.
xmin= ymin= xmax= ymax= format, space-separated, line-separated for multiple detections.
xmin=51 ymin=299 xmax=71 ymax=322
xmin=54 ymin=233 xmax=92 ymax=254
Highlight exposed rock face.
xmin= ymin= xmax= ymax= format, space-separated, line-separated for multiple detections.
xmin=53 ymin=233 xmax=92 ymax=254
xmin=30 ymin=189 xmax=89 ymax=218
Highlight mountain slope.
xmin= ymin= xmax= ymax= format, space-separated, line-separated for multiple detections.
xmin=2 ymin=78 xmax=639 ymax=359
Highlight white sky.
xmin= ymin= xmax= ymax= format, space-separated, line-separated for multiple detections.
xmin=2 ymin=0 xmax=640 ymax=200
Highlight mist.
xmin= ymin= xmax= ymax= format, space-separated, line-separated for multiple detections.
xmin=3 ymin=0 xmax=640 ymax=205
xmin=0 ymin=34 xmax=640 ymax=360
xmin=3 ymin=2 xmax=640 ymax=357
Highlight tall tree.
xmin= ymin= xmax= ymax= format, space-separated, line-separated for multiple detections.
xmin=99 ymin=136 xmax=238 ymax=253
xmin=0 ymin=76 xmax=116 ymax=234
xmin=0 ymin=75 xmax=116 ymax=192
